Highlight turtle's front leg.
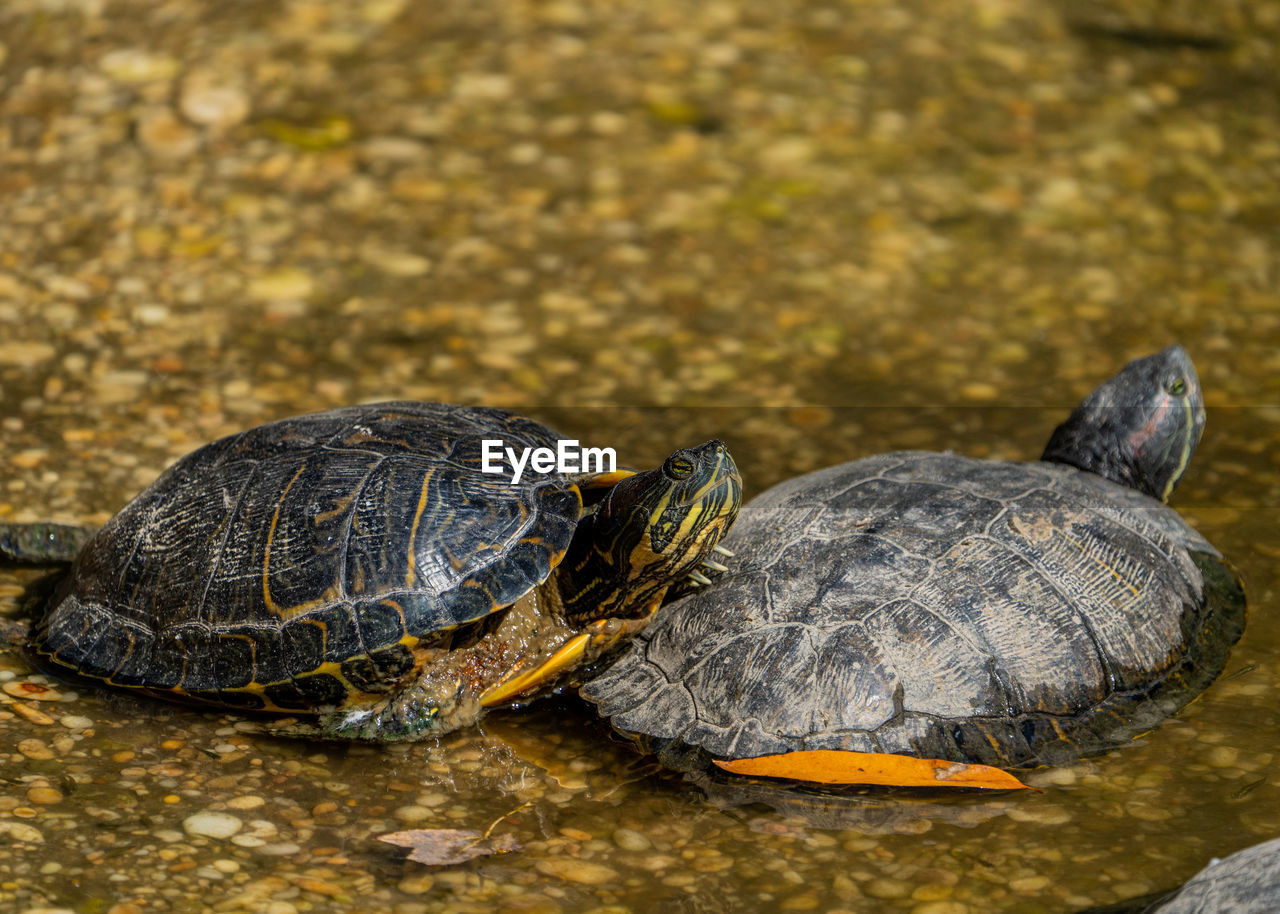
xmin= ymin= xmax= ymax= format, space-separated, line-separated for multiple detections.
xmin=268 ymin=674 xmax=477 ymax=743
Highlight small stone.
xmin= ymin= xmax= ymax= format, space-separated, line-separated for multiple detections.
xmin=99 ymin=49 xmax=179 ymax=83
xmin=360 ymin=245 xmax=432 ymax=277
xmin=183 ymin=811 xmax=243 ymax=839
xmin=27 ymin=787 xmax=63 ymax=805
xmin=1009 ymin=875 xmax=1051 ymax=892
xmin=358 ymin=137 xmax=428 ymax=162
xmin=1025 ymin=766 xmax=1077 ymax=788
xmin=180 ymin=86 xmax=250 ymax=129
xmin=394 ymin=805 xmax=433 ymax=823
xmin=1006 ymin=805 xmax=1072 ymax=826
xmin=106 ymin=904 xmax=144 ymax=914
xmin=0 ymin=821 xmax=44 ymax=843
xmin=226 ymin=795 xmax=265 ymax=810
xmin=0 ymin=343 xmax=56 ymax=367
xmin=960 ymin=382 xmax=1000 ymax=401
xmin=1207 ymin=746 xmax=1239 ymax=768
xmin=10 ymin=702 xmax=55 ymax=727
xmin=780 ymin=893 xmax=821 ymax=910
xmin=213 ymin=859 xmax=241 ymax=874
xmin=248 ymin=269 xmax=315 ymax=302
xmin=865 ymin=879 xmax=912 ymax=900
xmin=290 ymin=876 xmax=343 ymax=897
xmin=535 ymin=858 xmax=620 ymax=885
xmin=132 ymin=304 xmax=170 ymax=326
xmin=589 ymin=111 xmax=626 ymax=136
xmin=759 ymin=136 xmax=815 ymax=170
xmin=454 ymin=73 xmax=512 ymax=101
xmin=912 ymin=884 xmax=953 ymax=901
xmin=257 ymin=842 xmax=302 ymax=856
xmin=17 ymin=739 xmax=55 ymax=760
xmin=397 ymin=873 xmax=435 ymax=895
xmin=58 ymin=715 xmax=94 ymax=730
xmin=137 ymin=109 xmax=199 ymax=158
xmin=5 ymin=681 xmax=61 ymax=701
xmin=1125 ymin=803 xmax=1173 ymax=823
xmin=612 ymin=828 xmax=651 ymax=852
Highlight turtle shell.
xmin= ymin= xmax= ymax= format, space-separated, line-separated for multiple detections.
xmin=28 ymin=402 xmax=585 ymax=712
xmin=582 ymin=451 xmax=1245 ymax=769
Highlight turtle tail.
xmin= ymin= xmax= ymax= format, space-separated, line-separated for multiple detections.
xmin=0 ymin=523 xmax=95 ymax=565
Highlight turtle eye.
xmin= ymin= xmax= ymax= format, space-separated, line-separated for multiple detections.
xmin=1166 ymin=376 xmax=1187 ymax=397
xmin=664 ymin=454 xmax=696 ymax=479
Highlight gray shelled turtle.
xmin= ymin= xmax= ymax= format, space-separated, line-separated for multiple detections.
xmin=583 ymin=347 xmax=1244 ymax=770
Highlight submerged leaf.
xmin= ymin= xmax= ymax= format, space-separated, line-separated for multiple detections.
xmin=378 ymin=828 xmax=521 ymax=866
xmin=713 ymin=749 xmax=1032 ymax=791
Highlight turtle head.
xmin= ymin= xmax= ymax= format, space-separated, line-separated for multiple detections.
xmin=558 ymin=440 xmax=741 ymax=625
xmin=1041 ymin=345 xmax=1204 ymax=501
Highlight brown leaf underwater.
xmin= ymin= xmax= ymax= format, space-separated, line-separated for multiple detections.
xmin=379 ymin=828 xmax=522 ymax=866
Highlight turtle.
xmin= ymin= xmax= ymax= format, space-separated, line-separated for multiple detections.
xmin=582 ymin=346 xmax=1246 ymax=770
xmin=0 ymin=401 xmax=742 ymax=741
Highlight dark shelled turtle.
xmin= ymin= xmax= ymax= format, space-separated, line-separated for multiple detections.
xmin=582 ymin=347 xmax=1245 ymax=770
xmin=1 ymin=401 xmax=741 ymax=741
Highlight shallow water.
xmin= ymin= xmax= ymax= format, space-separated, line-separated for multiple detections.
xmin=2 ymin=0 xmax=1279 ymax=911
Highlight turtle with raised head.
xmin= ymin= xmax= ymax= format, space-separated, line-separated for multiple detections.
xmin=583 ymin=346 xmax=1244 ymax=770
xmin=1 ymin=402 xmax=741 ymax=741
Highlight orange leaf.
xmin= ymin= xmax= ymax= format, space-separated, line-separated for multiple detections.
xmin=712 ymin=749 xmax=1033 ymax=791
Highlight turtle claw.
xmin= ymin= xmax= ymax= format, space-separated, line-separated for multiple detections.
xmin=701 ymin=559 xmax=729 ymax=573
xmin=713 ymin=544 xmax=735 ymax=557
xmin=688 ymin=570 xmax=714 ymax=586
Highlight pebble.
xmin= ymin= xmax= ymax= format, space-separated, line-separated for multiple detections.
xmin=27 ymin=787 xmax=63 ymax=805
xmin=256 ymin=842 xmax=302 ymax=856
xmin=180 ymin=86 xmax=250 ymax=129
xmin=1005 ymin=805 xmax=1073 ymax=826
xmin=0 ymin=821 xmax=44 ymax=843
xmin=17 ymin=739 xmax=55 ymax=760
xmin=612 ymin=827 xmax=651 ymax=852
xmin=398 ymin=873 xmax=435 ymax=895
xmin=1009 ymin=875 xmax=1051 ymax=892
xmin=11 ymin=704 xmax=56 ymax=725
xmin=58 ymin=715 xmax=94 ymax=730
xmin=394 ymin=804 xmax=433 ymax=823
xmin=0 ymin=343 xmax=57 ymax=367
xmin=865 ymin=878 xmax=912 ymax=900
xmin=98 ymin=49 xmax=179 ymax=82
xmin=248 ymin=269 xmax=315 ymax=302
xmin=359 ymin=245 xmax=432 ymax=277
xmin=534 ymin=858 xmax=620 ymax=885
xmin=137 ymin=109 xmax=199 ymax=158
xmin=227 ymin=795 xmax=266 ymax=810
xmin=5 ymin=682 xmax=62 ymax=702
xmin=1207 ymin=746 xmax=1239 ymax=768
xmin=182 ymin=811 xmax=244 ymax=839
